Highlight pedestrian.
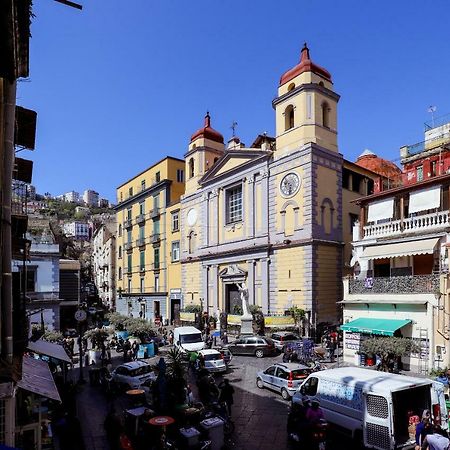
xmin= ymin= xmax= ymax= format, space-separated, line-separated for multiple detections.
xmin=139 ymin=310 xmax=143 ymax=319
xmin=123 ymin=339 xmax=131 ymax=362
xmin=188 ymin=351 xmax=198 ymax=373
xmin=326 ymin=337 xmax=336 ymax=362
xmin=420 ymin=424 xmax=450 ymax=450
xmin=222 ymin=331 xmax=228 ymax=345
xmin=218 ymin=379 xmax=235 ymax=416
xmin=132 ymin=341 xmax=139 ymax=361
xmin=168 ymin=330 xmax=174 ymax=346
xmin=415 ymin=410 xmax=431 ymax=450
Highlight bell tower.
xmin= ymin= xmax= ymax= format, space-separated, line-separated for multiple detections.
xmin=184 ymin=112 xmax=225 ymax=194
xmin=272 ymin=44 xmax=340 ymax=158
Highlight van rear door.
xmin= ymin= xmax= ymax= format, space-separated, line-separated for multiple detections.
xmin=363 ymin=392 xmax=393 ymax=450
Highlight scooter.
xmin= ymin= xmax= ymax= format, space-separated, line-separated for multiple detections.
xmin=288 ymin=419 xmax=328 ymax=450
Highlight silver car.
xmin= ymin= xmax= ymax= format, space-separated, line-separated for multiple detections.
xmin=256 ymin=363 xmax=310 ymax=400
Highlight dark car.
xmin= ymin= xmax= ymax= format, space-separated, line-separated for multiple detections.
xmin=270 ymin=332 xmax=301 ymax=351
xmin=226 ymin=335 xmax=277 ymax=358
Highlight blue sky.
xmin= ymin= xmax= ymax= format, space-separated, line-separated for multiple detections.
xmin=19 ymin=0 xmax=450 ymax=202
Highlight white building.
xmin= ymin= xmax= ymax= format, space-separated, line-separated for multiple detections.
xmin=62 ymin=191 xmax=80 ymax=203
xmin=13 ymin=233 xmax=62 ymax=331
xmin=98 ymin=198 xmax=110 ymax=208
xmin=92 ymin=220 xmax=116 ymax=309
xmin=63 ymin=221 xmax=90 ymax=240
xmin=83 ymin=189 xmax=99 ymax=207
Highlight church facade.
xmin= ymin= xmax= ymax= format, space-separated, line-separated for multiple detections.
xmin=180 ymin=45 xmax=343 ymax=330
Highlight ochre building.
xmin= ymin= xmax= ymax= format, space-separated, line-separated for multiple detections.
xmin=180 ymin=45 xmax=346 ymax=330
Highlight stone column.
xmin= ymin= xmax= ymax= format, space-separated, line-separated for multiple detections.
xmin=210 ymin=189 xmax=219 ymax=245
xmin=202 ymin=265 xmax=209 ymax=312
xmin=261 ymin=258 xmax=269 ymax=314
xmin=261 ymin=170 xmax=270 ymax=235
xmin=247 ymin=176 xmax=255 ymax=238
xmin=247 ymin=260 xmax=255 ymax=305
xmin=211 ymin=265 xmax=219 ymax=314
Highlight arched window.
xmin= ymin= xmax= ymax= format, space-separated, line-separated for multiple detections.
xmin=189 ymin=158 xmax=195 ymax=178
xmin=284 ymin=105 xmax=294 ymax=131
xmin=288 ymin=83 xmax=296 ymax=91
xmin=118 ymin=224 xmax=122 ymax=236
xmin=322 ymin=102 xmax=330 ymax=128
xmin=118 ymin=246 xmax=122 ymax=258
xmin=118 ymin=267 xmax=122 ymax=280
xmin=319 ymin=81 xmax=324 ymax=87
xmin=188 ymin=231 xmax=196 ymax=254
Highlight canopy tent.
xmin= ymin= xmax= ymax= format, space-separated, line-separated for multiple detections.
xmin=27 ymin=339 xmax=71 ymax=363
xmin=361 ymin=237 xmax=439 ymax=260
xmin=409 ymin=186 xmax=441 ymax=214
xmin=340 ymin=318 xmax=412 ymax=336
xmin=17 ymin=356 xmax=61 ymax=402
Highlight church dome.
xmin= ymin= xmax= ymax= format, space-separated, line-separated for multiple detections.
xmin=190 ymin=112 xmax=224 ymax=144
xmin=356 ymin=149 xmax=402 ymax=180
xmin=279 ymin=43 xmax=332 ymax=86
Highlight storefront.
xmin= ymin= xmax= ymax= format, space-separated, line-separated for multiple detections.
xmin=15 ymin=356 xmax=61 ymax=450
xmin=341 ymin=317 xmax=412 ymax=367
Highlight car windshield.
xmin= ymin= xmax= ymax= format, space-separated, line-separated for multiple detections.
xmin=291 ymin=369 xmax=308 ymax=379
xmin=180 ymin=333 xmax=202 ymax=344
xmin=204 ymin=353 xmax=222 ymax=361
xmin=130 ymin=366 xmax=152 ymax=377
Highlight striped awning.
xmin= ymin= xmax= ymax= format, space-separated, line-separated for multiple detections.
xmin=362 ymin=238 xmax=439 ymax=260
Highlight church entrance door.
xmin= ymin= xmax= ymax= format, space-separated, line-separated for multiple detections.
xmin=226 ymin=284 xmax=240 ymax=314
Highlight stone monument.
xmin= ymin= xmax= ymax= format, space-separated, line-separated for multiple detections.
xmin=238 ymin=283 xmax=253 ymax=336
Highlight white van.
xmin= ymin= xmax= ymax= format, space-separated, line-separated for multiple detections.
xmin=292 ymin=367 xmax=448 ymax=450
xmin=173 ymin=326 xmax=204 ymax=353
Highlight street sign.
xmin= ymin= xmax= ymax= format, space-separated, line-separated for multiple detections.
xmin=75 ymin=309 xmax=87 ymax=322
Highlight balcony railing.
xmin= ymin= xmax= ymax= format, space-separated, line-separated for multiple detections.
xmin=136 ymin=214 xmax=145 ymax=224
xmin=363 ymin=210 xmax=450 ymax=239
xmin=151 ymin=233 xmax=160 ymax=243
xmin=124 ymin=242 xmax=133 ymax=251
xmin=349 ymin=274 xmax=440 ymax=295
xmin=151 ymin=208 xmax=160 ymax=219
xmin=136 ymin=238 xmax=146 ymax=247
xmin=124 ymin=219 xmax=132 ymax=229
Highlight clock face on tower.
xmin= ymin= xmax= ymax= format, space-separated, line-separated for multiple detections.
xmin=280 ymin=172 xmax=301 ymax=197
xmin=187 ymin=208 xmax=198 ymax=226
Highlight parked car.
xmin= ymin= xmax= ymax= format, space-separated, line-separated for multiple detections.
xmin=270 ymin=332 xmax=301 ymax=351
xmin=226 ymin=335 xmax=276 ymax=358
xmin=256 ymin=362 xmax=310 ymax=400
xmin=111 ymin=361 xmax=157 ymax=389
xmin=197 ymin=349 xmax=227 ymax=374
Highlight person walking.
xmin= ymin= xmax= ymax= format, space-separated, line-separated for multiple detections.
xmin=218 ymin=379 xmax=235 ymax=416
xmin=132 ymin=341 xmax=139 ymax=361
xmin=188 ymin=351 xmax=198 ymax=373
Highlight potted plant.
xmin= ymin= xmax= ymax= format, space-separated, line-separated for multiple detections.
xmin=106 ymin=312 xmax=129 ymax=339
xmin=83 ymin=328 xmax=109 ymax=365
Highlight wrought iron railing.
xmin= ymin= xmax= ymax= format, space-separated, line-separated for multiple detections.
xmin=425 ymin=113 xmax=450 ymax=131
xmin=349 ymin=274 xmax=440 ymax=295
xmin=405 ymin=131 xmax=450 ymax=157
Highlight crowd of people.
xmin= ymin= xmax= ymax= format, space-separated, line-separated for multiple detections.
xmin=415 ymin=409 xmax=450 ymax=450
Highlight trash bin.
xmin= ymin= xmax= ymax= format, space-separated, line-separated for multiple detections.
xmin=200 ymin=417 xmax=224 ymax=450
xmin=179 ymin=427 xmax=201 ymax=448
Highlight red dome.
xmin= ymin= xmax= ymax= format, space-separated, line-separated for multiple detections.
xmin=280 ymin=43 xmax=332 ymax=86
xmin=190 ymin=112 xmax=224 ymax=144
xmin=356 ymin=149 xmax=402 ymax=180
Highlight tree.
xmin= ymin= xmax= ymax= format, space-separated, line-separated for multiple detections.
xmin=360 ymin=337 xmax=421 ymax=372
xmin=106 ymin=312 xmax=128 ymax=331
xmin=288 ymin=306 xmax=306 ymax=335
xmin=124 ymin=318 xmax=155 ymax=342
xmin=83 ymin=328 xmax=108 ymax=350
xmin=249 ymin=305 xmax=265 ymax=336
xmin=165 ymin=347 xmax=188 ymax=407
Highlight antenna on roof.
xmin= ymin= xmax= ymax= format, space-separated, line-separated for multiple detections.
xmin=428 ymin=106 xmax=437 ymax=128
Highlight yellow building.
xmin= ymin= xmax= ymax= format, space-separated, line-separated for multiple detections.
xmin=115 ymin=157 xmax=184 ymax=323
xmin=181 ymin=45 xmax=347 ymax=332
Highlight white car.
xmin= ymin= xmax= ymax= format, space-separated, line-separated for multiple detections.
xmin=111 ymin=361 xmax=157 ymax=389
xmin=197 ymin=349 xmax=227 ymax=374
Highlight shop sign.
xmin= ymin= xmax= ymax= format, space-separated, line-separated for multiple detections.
xmin=345 ymin=332 xmax=361 ymax=350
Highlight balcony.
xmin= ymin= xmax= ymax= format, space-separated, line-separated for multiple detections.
xmin=124 ymin=219 xmax=133 ymax=229
xmin=136 ymin=214 xmax=145 ymax=224
xmin=348 ymin=274 xmax=440 ymax=295
xmin=363 ymin=210 xmax=450 ymax=240
xmin=139 ymin=265 xmax=146 ymax=273
xmin=124 ymin=242 xmax=133 ymax=251
xmin=151 ymin=233 xmax=160 ymax=243
xmin=151 ymin=208 xmax=160 ymax=219
xmin=136 ymin=237 xmax=146 ymax=248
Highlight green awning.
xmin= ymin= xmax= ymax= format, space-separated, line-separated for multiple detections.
xmin=340 ymin=318 xmax=412 ymax=336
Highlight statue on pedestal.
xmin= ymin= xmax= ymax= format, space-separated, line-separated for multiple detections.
xmin=237 ymin=282 xmax=253 ymax=335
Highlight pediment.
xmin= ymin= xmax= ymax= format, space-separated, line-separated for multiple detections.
xmin=200 ymin=149 xmax=270 ymax=185
xmin=219 ymin=264 xmax=247 ymax=279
